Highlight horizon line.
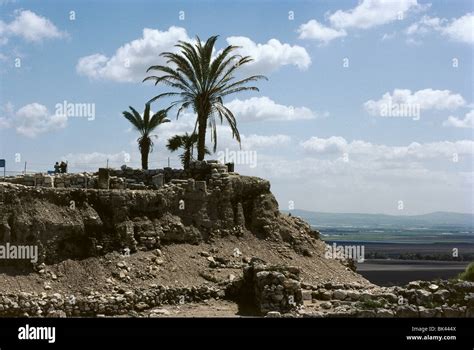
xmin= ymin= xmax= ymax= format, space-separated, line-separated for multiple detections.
xmin=282 ymin=209 xmax=474 ymax=217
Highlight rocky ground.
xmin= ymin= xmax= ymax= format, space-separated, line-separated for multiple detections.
xmin=0 ymin=235 xmax=367 ymax=296
xmin=0 ymin=235 xmax=371 ymax=317
xmin=0 ymin=252 xmax=472 ymax=317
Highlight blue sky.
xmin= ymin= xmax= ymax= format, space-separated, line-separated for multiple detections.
xmin=0 ymin=0 xmax=473 ymax=215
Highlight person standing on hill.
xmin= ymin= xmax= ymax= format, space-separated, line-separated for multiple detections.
xmin=59 ymin=161 xmax=67 ymax=174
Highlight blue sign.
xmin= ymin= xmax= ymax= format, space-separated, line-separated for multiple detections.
xmin=0 ymin=159 xmax=5 ymax=168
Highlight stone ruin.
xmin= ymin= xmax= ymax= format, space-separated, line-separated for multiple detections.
xmin=1 ymin=160 xmax=231 ymax=191
xmin=235 ymin=260 xmax=303 ymax=315
xmin=0 ymin=159 xmax=318 ymax=266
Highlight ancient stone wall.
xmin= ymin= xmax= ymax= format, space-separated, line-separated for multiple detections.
xmin=0 ymin=285 xmax=223 ymax=317
xmin=3 ymin=173 xmax=96 ymax=189
xmin=241 ymin=261 xmax=303 ymax=315
xmin=1 ymin=160 xmax=231 ymax=190
xmin=298 ymin=279 xmax=474 ymax=318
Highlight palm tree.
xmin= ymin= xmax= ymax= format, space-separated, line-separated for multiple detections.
xmin=166 ymin=132 xmax=210 ymax=169
xmin=122 ymin=103 xmax=170 ymax=170
xmin=143 ymin=35 xmax=267 ymax=160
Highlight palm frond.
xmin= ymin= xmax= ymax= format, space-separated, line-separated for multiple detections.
xmin=143 ymin=35 xmax=267 ymax=160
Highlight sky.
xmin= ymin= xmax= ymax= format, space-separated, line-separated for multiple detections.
xmin=0 ymin=0 xmax=473 ymax=215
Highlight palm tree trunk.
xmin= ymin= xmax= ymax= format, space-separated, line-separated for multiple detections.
xmin=197 ymin=114 xmax=207 ymax=161
xmin=141 ymin=146 xmax=149 ymax=170
xmin=183 ymin=150 xmax=191 ymax=169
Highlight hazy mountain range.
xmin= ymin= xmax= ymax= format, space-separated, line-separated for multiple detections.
xmin=283 ymin=210 xmax=474 ymax=229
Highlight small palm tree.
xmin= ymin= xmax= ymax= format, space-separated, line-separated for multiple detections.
xmin=122 ymin=103 xmax=170 ymax=170
xmin=143 ymin=35 xmax=267 ymax=160
xmin=166 ymin=132 xmax=210 ymax=169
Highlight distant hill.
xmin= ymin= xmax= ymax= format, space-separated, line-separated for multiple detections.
xmin=282 ymin=210 xmax=474 ymax=228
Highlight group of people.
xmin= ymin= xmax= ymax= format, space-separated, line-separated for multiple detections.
xmin=54 ymin=161 xmax=68 ymax=174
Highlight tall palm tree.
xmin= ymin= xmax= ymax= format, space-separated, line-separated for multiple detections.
xmin=143 ymin=35 xmax=267 ymax=160
xmin=166 ymin=132 xmax=210 ymax=169
xmin=122 ymin=103 xmax=170 ymax=170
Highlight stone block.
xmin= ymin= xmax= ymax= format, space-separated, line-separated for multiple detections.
xmin=195 ymin=181 xmax=206 ymax=192
xmin=43 ymin=175 xmax=53 ymax=184
xmin=98 ymin=168 xmax=110 ymax=189
xmin=186 ymin=179 xmax=195 ymax=191
xmin=152 ymin=174 xmax=164 ymax=189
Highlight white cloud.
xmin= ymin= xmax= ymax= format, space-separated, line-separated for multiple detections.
xmin=0 ymin=117 xmax=10 ymax=129
xmin=364 ymin=89 xmax=466 ymax=116
xmin=77 ymin=27 xmax=311 ymax=82
xmin=297 ymin=19 xmax=347 ymax=44
xmin=297 ymin=0 xmax=423 ymax=45
xmin=0 ymin=10 xmax=66 ymax=44
xmin=225 ymin=36 xmax=311 ymax=73
xmin=328 ymin=0 xmax=421 ymax=29
xmin=225 ymin=96 xmax=322 ymax=122
xmin=300 ymin=136 xmax=347 ymax=154
xmin=441 ymin=13 xmax=474 ymax=44
xmin=0 ymin=102 xmax=14 ymax=128
xmin=301 ymin=136 xmax=474 ymax=160
xmin=76 ymin=54 xmax=110 ymax=78
xmin=0 ymin=102 xmax=68 ymax=137
xmin=77 ymin=26 xmax=191 ymax=82
xmin=241 ymin=134 xmax=291 ymax=150
xmin=405 ymin=15 xmax=444 ymax=36
xmin=443 ymin=110 xmax=474 ymax=129
xmin=405 ymin=13 xmax=474 ymax=44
